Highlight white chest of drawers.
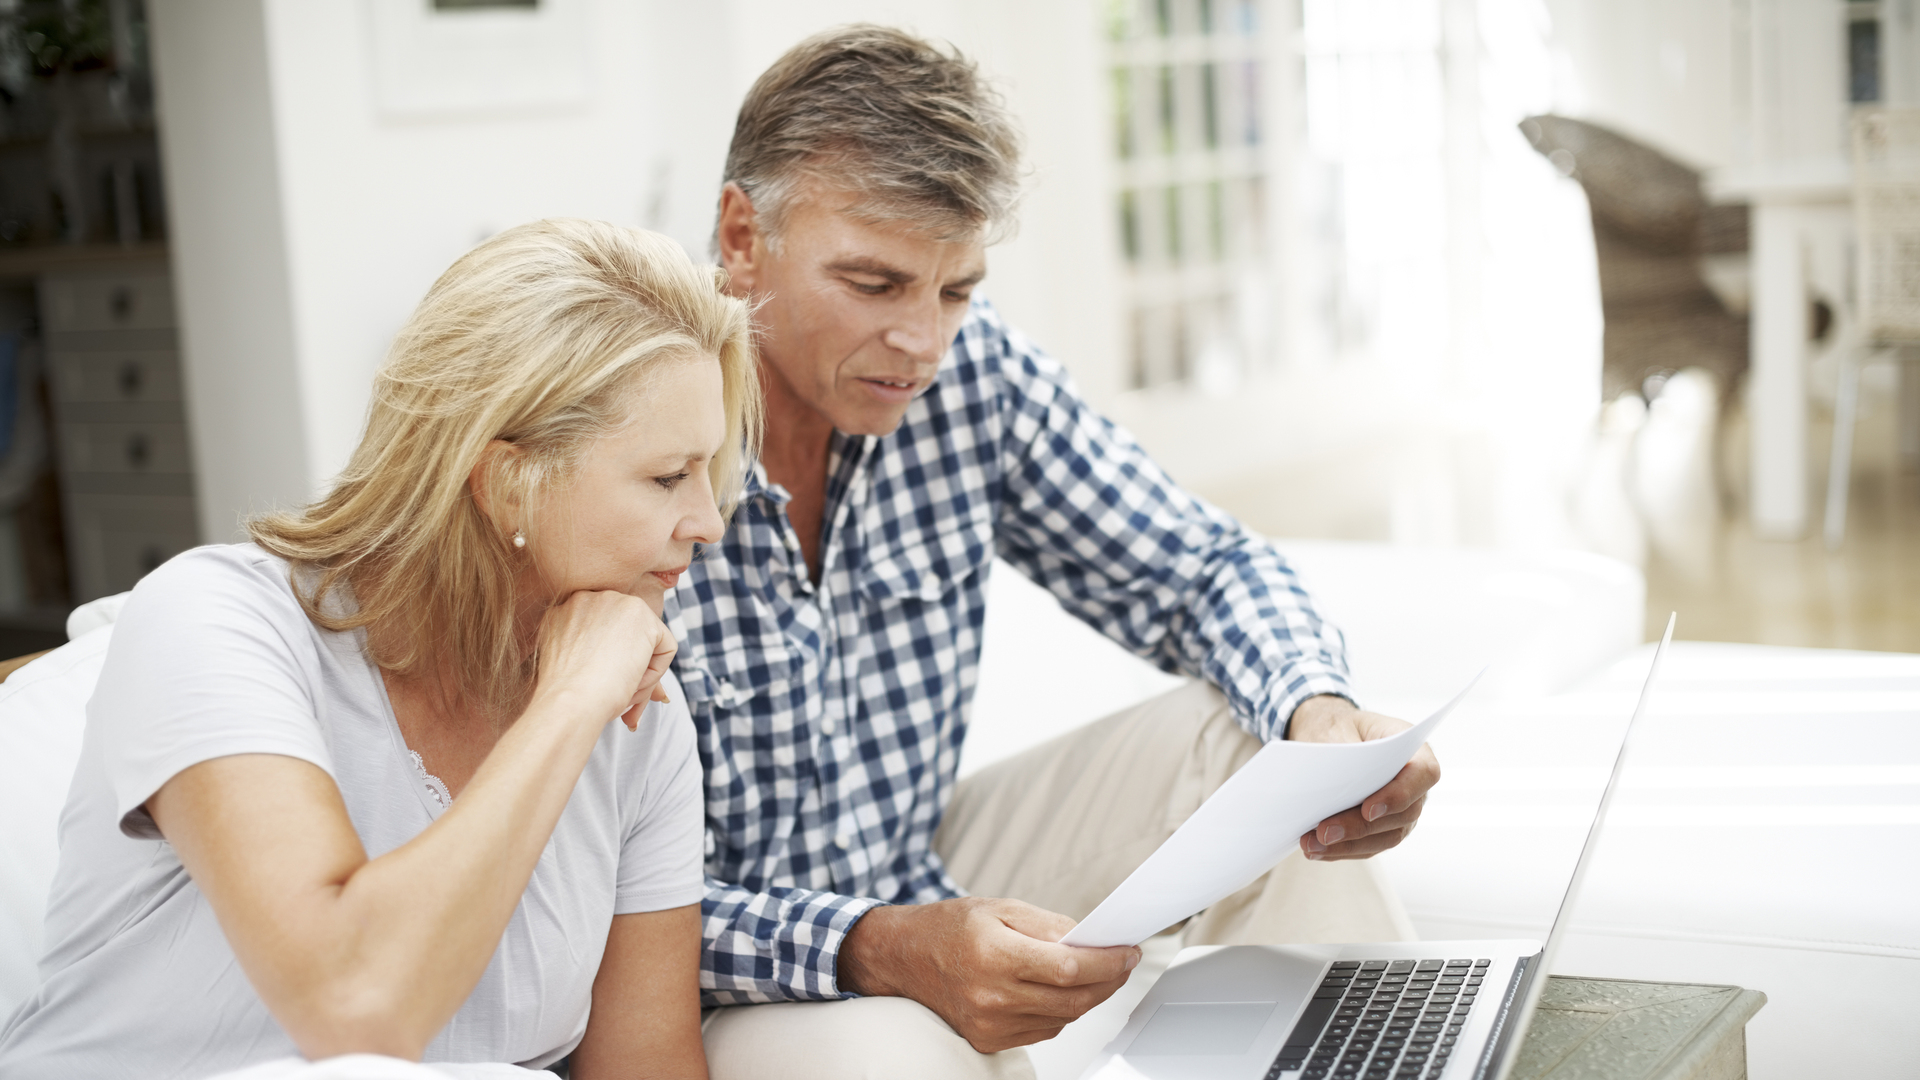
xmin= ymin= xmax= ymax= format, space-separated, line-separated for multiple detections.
xmin=37 ymin=266 xmax=200 ymax=602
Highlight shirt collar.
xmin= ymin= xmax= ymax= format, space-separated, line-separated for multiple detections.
xmin=742 ymin=456 xmax=786 ymax=506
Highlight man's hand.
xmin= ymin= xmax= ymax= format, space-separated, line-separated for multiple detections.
xmin=1288 ymin=695 xmax=1441 ymax=861
xmin=836 ymin=897 xmax=1141 ymax=1053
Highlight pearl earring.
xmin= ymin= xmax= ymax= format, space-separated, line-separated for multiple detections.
xmin=512 ymin=531 xmax=526 ymax=549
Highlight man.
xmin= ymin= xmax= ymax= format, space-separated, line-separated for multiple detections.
xmin=664 ymin=25 xmax=1441 ymax=1080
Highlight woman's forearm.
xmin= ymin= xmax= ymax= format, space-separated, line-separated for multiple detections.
xmin=314 ymin=688 xmax=612 ymax=1045
xmin=153 ymin=589 xmax=674 ymax=1060
xmin=153 ymin=689 xmax=615 ymax=1060
xmin=571 ymin=907 xmax=708 ymax=1080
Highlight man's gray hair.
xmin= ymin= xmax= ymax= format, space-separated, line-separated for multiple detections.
xmin=721 ymin=24 xmax=1024 ymax=248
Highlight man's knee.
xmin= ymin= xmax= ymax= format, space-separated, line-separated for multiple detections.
xmin=1050 ymin=678 xmax=1253 ymax=790
xmin=701 ymin=996 xmax=1035 ymax=1080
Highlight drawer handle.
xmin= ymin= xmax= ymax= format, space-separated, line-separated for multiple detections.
xmin=118 ymin=361 xmax=144 ymax=397
xmin=110 ymin=287 xmax=135 ymax=323
xmin=125 ymin=432 xmax=150 ymax=469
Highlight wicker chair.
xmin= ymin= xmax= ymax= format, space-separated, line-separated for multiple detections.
xmin=1518 ymin=115 xmax=1749 ymax=403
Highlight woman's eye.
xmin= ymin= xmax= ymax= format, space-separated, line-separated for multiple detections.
xmin=654 ymin=472 xmax=690 ymax=490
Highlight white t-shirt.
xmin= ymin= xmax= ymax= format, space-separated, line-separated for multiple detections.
xmin=0 ymin=544 xmax=704 ymax=1079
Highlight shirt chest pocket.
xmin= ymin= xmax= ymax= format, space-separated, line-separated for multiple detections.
xmin=853 ymin=509 xmax=995 ymax=744
xmin=676 ymin=591 xmax=803 ymax=714
xmin=858 ymin=509 xmax=997 ymax=606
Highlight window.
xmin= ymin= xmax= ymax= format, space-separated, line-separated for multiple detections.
xmin=1849 ymin=1 xmax=1882 ymax=104
xmin=1298 ymin=0 xmax=1447 ymax=379
xmin=1109 ymin=0 xmax=1276 ymax=391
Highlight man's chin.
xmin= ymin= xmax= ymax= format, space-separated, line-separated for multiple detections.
xmin=829 ymin=402 xmax=915 ymax=438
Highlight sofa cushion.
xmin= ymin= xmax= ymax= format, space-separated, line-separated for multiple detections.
xmin=0 ymin=626 xmax=114 ymax=1016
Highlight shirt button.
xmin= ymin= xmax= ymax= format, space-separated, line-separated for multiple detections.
xmin=833 ymin=833 xmax=852 ymax=850
xmin=821 ymin=718 xmax=836 ymax=736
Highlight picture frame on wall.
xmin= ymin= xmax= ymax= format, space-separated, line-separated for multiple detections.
xmin=367 ymin=0 xmax=590 ymax=119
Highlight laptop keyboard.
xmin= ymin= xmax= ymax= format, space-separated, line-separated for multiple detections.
xmin=1264 ymin=957 xmax=1492 ymax=1079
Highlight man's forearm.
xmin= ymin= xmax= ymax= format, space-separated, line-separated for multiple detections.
xmin=991 ymin=337 xmax=1355 ymax=745
xmin=833 ymin=904 xmax=907 ymax=998
xmin=1286 ymin=693 xmax=1362 ymax=741
xmin=827 ymin=896 xmax=1143 ymax=1053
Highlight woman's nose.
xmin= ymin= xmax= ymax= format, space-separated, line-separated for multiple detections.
xmin=682 ymin=488 xmax=726 ymax=546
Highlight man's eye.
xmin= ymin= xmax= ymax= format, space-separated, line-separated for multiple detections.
xmin=943 ymin=289 xmax=973 ymax=304
xmin=654 ymin=472 xmax=690 ymax=490
xmin=850 ymin=280 xmax=890 ymax=295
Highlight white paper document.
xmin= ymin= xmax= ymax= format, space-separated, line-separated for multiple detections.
xmin=1059 ymin=672 xmax=1485 ymax=948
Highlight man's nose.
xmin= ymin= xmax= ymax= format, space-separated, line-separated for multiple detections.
xmin=881 ymin=298 xmax=948 ymax=365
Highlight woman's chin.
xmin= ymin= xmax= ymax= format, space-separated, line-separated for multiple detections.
xmin=630 ymin=582 xmax=668 ymax=615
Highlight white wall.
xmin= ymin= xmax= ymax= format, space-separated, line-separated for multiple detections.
xmin=1544 ymin=0 xmax=1742 ymax=171
xmin=150 ymin=0 xmax=1123 ymax=538
xmin=1543 ymin=0 xmax=1893 ymax=176
xmin=150 ymin=0 xmax=312 ymax=541
xmin=154 ymin=0 xmax=728 ymax=538
xmin=264 ymin=0 xmax=674 ymax=495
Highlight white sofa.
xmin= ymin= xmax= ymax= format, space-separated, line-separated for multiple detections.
xmin=0 ymin=620 xmax=114 ymax=1014
xmin=3 ymin=546 xmax=1914 ymax=1080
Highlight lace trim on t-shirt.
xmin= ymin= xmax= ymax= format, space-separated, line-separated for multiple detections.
xmin=407 ymin=749 xmax=452 ymax=810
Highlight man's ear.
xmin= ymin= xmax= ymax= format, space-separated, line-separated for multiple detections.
xmin=469 ymin=440 xmax=524 ymax=535
xmin=716 ymin=183 xmax=762 ymax=296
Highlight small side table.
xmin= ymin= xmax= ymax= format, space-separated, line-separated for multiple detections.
xmin=1510 ymin=976 xmax=1767 ymax=1080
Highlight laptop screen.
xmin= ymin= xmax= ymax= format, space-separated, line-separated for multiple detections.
xmin=1488 ymin=613 xmax=1676 ymax=1080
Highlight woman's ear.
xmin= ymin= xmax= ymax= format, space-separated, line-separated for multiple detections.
xmin=469 ymin=440 xmax=524 ymax=535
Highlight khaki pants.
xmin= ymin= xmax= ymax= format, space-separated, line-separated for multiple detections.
xmin=701 ymin=682 xmax=1415 ymax=1080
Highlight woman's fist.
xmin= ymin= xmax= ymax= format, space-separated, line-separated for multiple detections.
xmin=533 ymin=590 xmax=677 ymax=730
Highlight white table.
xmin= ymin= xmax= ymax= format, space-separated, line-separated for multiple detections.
xmin=1708 ymin=162 xmax=1853 ymax=541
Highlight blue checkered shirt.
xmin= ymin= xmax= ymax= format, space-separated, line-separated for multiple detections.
xmin=665 ymin=299 xmax=1355 ymax=1006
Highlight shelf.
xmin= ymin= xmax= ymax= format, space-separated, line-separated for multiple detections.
xmin=0 ymin=243 xmax=169 ymax=281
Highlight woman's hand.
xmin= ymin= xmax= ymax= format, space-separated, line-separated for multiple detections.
xmin=534 ymin=590 xmax=678 ymax=731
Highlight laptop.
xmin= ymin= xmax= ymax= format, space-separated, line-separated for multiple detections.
xmin=1081 ymin=615 xmax=1677 ymax=1080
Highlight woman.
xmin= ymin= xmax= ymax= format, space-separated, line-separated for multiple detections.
xmin=0 ymin=220 xmax=759 ymax=1079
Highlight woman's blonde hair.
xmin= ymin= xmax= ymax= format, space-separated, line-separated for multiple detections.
xmin=250 ymin=218 xmax=760 ymax=715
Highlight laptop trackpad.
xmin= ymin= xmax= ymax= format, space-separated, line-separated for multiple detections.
xmin=1128 ymin=1001 xmax=1278 ymax=1056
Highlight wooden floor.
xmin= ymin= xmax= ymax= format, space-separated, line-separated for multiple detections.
xmin=1654 ymin=398 xmax=1920 ymax=652
xmin=1648 ymin=468 xmax=1920 ymax=652
xmin=1195 ymin=389 xmax=1920 ymax=657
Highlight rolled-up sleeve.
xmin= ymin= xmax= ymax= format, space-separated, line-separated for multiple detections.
xmin=699 ymin=876 xmax=884 ymax=1005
